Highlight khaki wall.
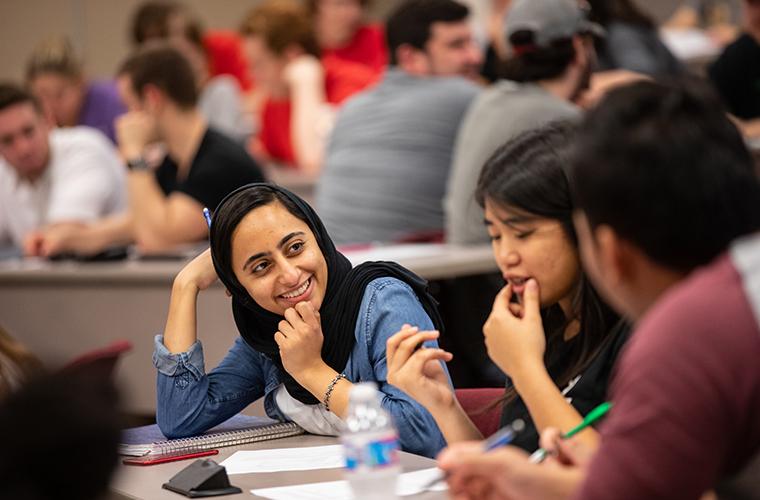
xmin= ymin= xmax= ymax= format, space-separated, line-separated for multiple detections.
xmin=0 ymin=0 xmax=403 ymax=83
xmin=0 ymin=0 xmax=680 ymax=83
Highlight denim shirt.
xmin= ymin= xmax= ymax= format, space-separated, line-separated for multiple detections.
xmin=153 ymin=277 xmax=448 ymax=458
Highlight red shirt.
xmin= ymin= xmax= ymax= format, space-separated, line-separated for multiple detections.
xmin=258 ymin=56 xmax=378 ymax=167
xmin=321 ymin=24 xmax=388 ymax=76
xmin=576 ymin=241 xmax=760 ymax=500
xmin=203 ymin=31 xmax=253 ymax=91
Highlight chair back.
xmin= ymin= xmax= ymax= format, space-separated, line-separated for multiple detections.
xmin=455 ymin=387 xmax=503 ymax=438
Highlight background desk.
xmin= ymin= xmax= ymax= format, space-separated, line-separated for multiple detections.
xmin=0 ymin=244 xmax=496 ymax=415
xmin=109 ymin=434 xmax=446 ymax=500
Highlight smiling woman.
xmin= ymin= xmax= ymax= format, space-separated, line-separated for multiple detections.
xmin=153 ymin=183 xmax=448 ymax=458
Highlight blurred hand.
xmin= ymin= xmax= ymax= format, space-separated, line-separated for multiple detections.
xmin=116 ymin=111 xmax=157 ymax=160
xmin=22 ymin=231 xmax=45 ymax=257
xmin=438 ymin=439 xmax=585 ymax=500
xmin=539 ymin=427 xmax=596 ymax=468
xmin=386 ymin=325 xmax=454 ymax=412
xmin=283 ymin=54 xmax=324 ymax=89
xmin=576 ymin=69 xmax=649 ymax=110
xmin=23 ymin=223 xmax=88 ymax=258
xmin=438 ymin=441 xmax=530 ymax=500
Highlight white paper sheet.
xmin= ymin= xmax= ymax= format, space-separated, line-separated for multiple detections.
xmin=220 ymin=445 xmax=345 ymax=474
xmin=250 ymin=467 xmax=448 ymax=499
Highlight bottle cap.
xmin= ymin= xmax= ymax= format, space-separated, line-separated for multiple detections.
xmin=349 ymin=382 xmax=379 ymax=402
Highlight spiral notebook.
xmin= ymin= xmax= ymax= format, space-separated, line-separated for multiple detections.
xmin=119 ymin=415 xmax=304 ymax=457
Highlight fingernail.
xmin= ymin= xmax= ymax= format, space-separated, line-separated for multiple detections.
xmin=527 ymin=279 xmax=538 ymax=290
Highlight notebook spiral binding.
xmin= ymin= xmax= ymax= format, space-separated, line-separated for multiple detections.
xmin=151 ymin=421 xmax=304 ymax=455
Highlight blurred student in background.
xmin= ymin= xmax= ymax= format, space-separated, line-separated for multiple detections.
xmin=317 ymin=0 xmax=482 ymax=245
xmin=25 ymin=36 xmax=126 ymax=143
xmin=587 ymin=0 xmax=683 ymax=77
xmin=130 ymin=1 xmax=253 ymax=145
xmin=240 ymin=0 xmax=377 ymax=174
xmin=26 ymin=45 xmax=264 ymax=258
xmin=446 ymin=0 xmax=597 ymax=246
xmin=308 ymin=0 xmax=388 ymax=75
xmin=666 ymin=0 xmax=741 ymax=44
xmin=0 ymin=84 xmax=126 ymax=257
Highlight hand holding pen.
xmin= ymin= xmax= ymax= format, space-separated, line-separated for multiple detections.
xmin=529 ymin=402 xmax=613 ymax=463
xmin=423 ymin=418 xmax=526 ymax=490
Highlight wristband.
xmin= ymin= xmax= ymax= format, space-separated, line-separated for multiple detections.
xmin=323 ymin=373 xmax=346 ymax=412
xmin=126 ymin=156 xmax=150 ymax=171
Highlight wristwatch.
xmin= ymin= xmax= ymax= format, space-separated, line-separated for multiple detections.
xmin=126 ymin=156 xmax=151 ymax=171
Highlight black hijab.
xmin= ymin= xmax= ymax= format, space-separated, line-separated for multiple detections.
xmin=209 ymin=183 xmax=444 ymax=404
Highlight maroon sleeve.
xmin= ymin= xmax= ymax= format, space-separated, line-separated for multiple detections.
xmin=575 ymin=257 xmax=760 ymax=500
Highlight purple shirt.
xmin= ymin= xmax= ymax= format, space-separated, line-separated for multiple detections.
xmin=576 ymin=234 xmax=760 ymax=500
xmin=78 ymin=80 xmax=126 ymax=144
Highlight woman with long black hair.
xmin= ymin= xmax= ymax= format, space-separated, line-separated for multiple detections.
xmin=387 ymin=122 xmax=630 ymax=451
xmin=153 ymin=183 xmax=447 ymax=457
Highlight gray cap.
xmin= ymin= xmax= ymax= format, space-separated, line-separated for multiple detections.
xmin=505 ymin=0 xmax=604 ymax=49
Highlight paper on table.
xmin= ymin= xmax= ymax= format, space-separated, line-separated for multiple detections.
xmin=221 ymin=445 xmax=344 ymax=474
xmin=250 ymin=468 xmax=448 ymax=499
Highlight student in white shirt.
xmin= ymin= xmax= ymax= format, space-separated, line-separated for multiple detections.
xmin=0 ymin=83 xmax=126 ymax=255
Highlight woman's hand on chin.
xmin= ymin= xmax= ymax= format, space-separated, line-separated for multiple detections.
xmin=386 ymin=325 xmax=454 ymax=412
xmin=274 ymin=301 xmax=327 ymax=379
xmin=483 ymin=280 xmax=547 ymax=381
xmin=174 ymin=249 xmax=219 ymax=292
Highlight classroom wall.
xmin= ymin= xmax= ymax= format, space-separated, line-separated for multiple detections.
xmin=0 ymin=0 xmax=680 ymax=83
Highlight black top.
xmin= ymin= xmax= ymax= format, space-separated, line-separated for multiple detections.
xmin=709 ymin=33 xmax=760 ymax=120
xmin=155 ymin=128 xmax=265 ymax=210
xmin=499 ymin=320 xmax=631 ymax=451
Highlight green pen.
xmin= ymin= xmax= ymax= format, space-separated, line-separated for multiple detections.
xmin=528 ymin=401 xmax=613 ymax=464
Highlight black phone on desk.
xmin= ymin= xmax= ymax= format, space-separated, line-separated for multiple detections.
xmin=47 ymin=246 xmax=129 ymax=262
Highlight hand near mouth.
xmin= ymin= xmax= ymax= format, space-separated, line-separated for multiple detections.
xmin=483 ymin=279 xmax=547 ymax=380
xmin=274 ymin=301 xmax=326 ymax=379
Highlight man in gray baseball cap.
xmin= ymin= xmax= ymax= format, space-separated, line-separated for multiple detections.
xmin=505 ymin=0 xmax=604 ymax=50
xmin=445 ymin=0 xmax=601 ymax=246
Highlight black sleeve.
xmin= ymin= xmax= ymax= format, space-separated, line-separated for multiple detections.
xmin=180 ymin=132 xmax=266 ymax=210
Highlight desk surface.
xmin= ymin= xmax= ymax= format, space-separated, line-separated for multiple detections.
xmin=110 ymin=434 xmax=445 ymax=500
xmin=0 ymin=243 xmax=496 ymax=284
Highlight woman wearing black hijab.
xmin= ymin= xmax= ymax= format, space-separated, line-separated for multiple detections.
xmin=153 ymin=183 xmax=448 ymax=457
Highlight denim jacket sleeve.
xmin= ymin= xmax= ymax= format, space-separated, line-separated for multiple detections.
xmin=355 ymin=277 xmax=449 ymax=458
xmin=153 ymin=334 xmax=274 ymax=438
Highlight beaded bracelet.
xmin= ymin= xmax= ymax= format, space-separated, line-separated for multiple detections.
xmin=323 ymin=372 xmax=347 ymax=412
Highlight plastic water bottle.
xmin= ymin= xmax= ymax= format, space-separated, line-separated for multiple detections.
xmin=342 ymin=382 xmax=401 ymax=499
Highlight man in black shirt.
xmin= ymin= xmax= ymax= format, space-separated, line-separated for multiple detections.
xmin=709 ymin=0 xmax=760 ymax=120
xmin=34 ymin=44 xmax=265 ymax=257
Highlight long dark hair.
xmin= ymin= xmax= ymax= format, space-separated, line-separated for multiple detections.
xmin=475 ymin=122 xmax=619 ymax=405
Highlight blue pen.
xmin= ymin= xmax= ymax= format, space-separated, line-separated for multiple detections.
xmin=483 ymin=418 xmax=526 ymax=450
xmin=202 ymin=207 xmax=212 ymax=229
xmin=423 ymin=418 xmax=526 ymax=490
